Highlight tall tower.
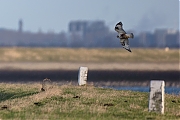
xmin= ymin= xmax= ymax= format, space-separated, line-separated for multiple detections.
xmin=18 ymin=19 xmax=23 ymax=32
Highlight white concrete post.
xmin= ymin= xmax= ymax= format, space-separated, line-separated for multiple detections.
xmin=78 ymin=67 xmax=88 ymax=86
xmin=149 ymin=80 xmax=165 ymax=114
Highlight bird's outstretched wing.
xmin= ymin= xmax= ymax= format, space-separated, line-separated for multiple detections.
xmin=116 ymin=28 xmax=126 ymax=34
xmin=120 ymin=39 xmax=131 ymax=52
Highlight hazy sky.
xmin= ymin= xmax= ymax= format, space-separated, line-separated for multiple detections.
xmin=0 ymin=0 xmax=179 ymax=33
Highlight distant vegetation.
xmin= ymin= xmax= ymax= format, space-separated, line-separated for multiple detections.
xmin=0 ymin=83 xmax=179 ymax=119
xmin=0 ymin=47 xmax=179 ymax=63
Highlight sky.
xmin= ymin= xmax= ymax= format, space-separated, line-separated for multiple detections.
xmin=0 ymin=0 xmax=179 ymax=33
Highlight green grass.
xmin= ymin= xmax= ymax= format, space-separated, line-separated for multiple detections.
xmin=0 ymin=47 xmax=179 ymax=63
xmin=0 ymin=83 xmax=179 ymax=119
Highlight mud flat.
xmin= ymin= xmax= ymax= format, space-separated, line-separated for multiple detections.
xmin=0 ymin=63 xmax=179 ymax=87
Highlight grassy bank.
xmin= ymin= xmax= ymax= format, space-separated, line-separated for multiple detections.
xmin=0 ymin=83 xmax=179 ymax=119
xmin=0 ymin=47 xmax=179 ymax=63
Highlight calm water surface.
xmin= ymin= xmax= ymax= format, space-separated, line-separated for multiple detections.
xmin=106 ymin=86 xmax=180 ymax=95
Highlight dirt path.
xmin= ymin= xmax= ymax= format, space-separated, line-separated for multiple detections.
xmin=0 ymin=62 xmax=178 ymax=71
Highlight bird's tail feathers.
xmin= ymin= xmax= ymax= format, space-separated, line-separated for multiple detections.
xmin=126 ymin=33 xmax=134 ymax=38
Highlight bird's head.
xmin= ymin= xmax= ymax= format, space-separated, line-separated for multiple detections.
xmin=115 ymin=21 xmax=123 ymax=31
xmin=116 ymin=22 xmax=123 ymax=26
xmin=117 ymin=22 xmax=123 ymax=26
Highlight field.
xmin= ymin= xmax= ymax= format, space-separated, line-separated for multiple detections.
xmin=0 ymin=47 xmax=179 ymax=63
xmin=0 ymin=83 xmax=180 ymax=119
xmin=0 ymin=48 xmax=179 ymax=119
xmin=0 ymin=47 xmax=179 ymax=70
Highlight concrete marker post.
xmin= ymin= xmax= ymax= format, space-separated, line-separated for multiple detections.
xmin=78 ymin=67 xmax=88 ymax=86
xmin=149 ymin=80 xmax=165 ymax=114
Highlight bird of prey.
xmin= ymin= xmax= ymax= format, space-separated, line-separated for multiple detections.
xmin=115 ymin=22 xmax=134 ymax=52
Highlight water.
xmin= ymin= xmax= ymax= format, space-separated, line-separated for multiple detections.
xmin=106 ymin=86 xmax=180 ymax=95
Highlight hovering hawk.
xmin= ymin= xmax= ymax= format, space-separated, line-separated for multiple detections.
xmin=115 ymin=22 xmax=134 ymax=52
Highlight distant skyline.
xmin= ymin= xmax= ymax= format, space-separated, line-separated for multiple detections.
xmin=0 ymin=0 xmax=179 ymax=33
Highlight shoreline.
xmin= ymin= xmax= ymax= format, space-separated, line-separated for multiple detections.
xmin=0 ymin=62 xmax=178 ymax=87
xmin=0 ymin=69 xmax=179 ymax=87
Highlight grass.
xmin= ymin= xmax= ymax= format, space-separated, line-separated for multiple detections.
xmin=0 ymin=47 xmax=179 ymax=63
xmin=0 ymin=83 xmax=179 ymax=119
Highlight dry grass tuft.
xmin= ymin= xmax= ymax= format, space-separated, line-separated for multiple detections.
xmin=41 ymin=78 xmax=52 ymax=91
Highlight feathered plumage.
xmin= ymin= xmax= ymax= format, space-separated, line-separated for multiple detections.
xmin=115 ymin=22 xmax=134 ymax=52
